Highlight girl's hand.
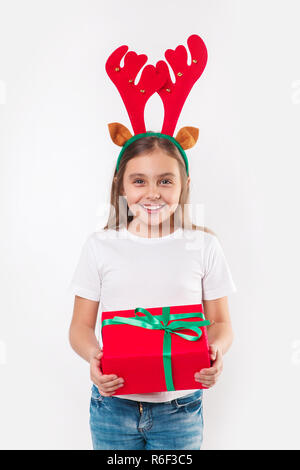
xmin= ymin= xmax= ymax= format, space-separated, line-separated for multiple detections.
xmin=194 ymin=344 xmax=223 ymax=389
xmin=90 ymin=349 xmax=125 ymax=397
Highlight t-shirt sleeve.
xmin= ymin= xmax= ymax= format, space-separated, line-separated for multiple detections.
xmin=68 ymin=234 xmax=101 ymax=301
xmin=202 ymin=235 xmax=237 ymax=300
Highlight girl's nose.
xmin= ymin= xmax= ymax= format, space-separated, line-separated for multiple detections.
xmin=146 ymin=185 xmax=161 ymax=200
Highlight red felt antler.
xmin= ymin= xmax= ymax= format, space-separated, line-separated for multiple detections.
xmin=105 ymin=45 xmax=168 ymax=135
xmin=156 ymin=34 xmax=208 ymax=136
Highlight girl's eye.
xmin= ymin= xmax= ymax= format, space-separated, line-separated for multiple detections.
xmin=133 ymin=179 xmax=172 ymax=185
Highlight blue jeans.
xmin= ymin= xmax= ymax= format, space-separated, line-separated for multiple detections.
xmin=89 ymin=384 xmax=204 ymax=450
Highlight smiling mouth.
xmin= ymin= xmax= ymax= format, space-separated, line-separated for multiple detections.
xmin=139 ymin=204 xmax=166 ymax=214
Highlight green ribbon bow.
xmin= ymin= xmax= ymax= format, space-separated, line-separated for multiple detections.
xmin=101 ymin=306 xmax=210 ymax=391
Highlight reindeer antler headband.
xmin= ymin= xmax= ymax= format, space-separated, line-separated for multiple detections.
xmin=105 ymin=34 xmax=208 ymax=176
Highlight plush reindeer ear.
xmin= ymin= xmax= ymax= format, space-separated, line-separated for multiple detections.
xmin=175 ymin=126 xmax=199 ymax=150
xmin=108 ymin=122 xmax=133 ymax=146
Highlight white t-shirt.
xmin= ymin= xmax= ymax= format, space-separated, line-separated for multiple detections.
xmin=68 ymin=226 xmax=237 ymax=402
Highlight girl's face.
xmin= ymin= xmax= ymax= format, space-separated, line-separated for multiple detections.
xmin=120 ymin=149 xmax=190 ymax=231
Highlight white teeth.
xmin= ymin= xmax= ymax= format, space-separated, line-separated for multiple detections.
xmin=142 ymin=205 xmax=164 ymax=210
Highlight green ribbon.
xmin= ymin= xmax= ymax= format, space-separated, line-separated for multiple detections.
xmin=101 ymin=306 xmax=210 ymax=391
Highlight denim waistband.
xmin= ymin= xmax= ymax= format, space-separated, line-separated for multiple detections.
xmin=92 ymin=384 xmax=201 ymax=406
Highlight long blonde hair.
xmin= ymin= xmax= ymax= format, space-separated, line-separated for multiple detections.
xmin=102 ymin=133 xmax=216 ymax=236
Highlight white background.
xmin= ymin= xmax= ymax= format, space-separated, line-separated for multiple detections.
xmin=1 ymin=0 xmax=300 ymax=450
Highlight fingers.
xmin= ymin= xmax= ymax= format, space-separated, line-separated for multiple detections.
xmin=90 ymin=355 xmax=104 ymax=381
xmin=90 ymin=348 xmax=106 ymax=376
xmin=95 ymin=374 xmax=125 ymax=396
xmin=97 ymin=350 xmax=104 ymax=374
xmin=98 ymin=375 xmax=124 ymax=396
xmin=89 ymin=349 xmax=125 ymax=396
xmin=90 ymin=351 xmax=120 ymax=388
xmin=203 ymin=348 xmax=223 ymax=375
xmin=194 ymin=372 xmax=221 ymax=388
xmin=100 ymin=375 xmax=124 ymax=388
xmin=209 ymin=344 xmax=217 ymax=361
xmin=194 ymin=348 xmax=223 ymax=388
xmin=201 ymin=367 xmax=222 ymax=386
xmin=199 ymin=365 xmax=222 ymax=376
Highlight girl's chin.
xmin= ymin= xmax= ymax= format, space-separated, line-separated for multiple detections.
xmin=137 ymin=217 xmax=172 ymax=229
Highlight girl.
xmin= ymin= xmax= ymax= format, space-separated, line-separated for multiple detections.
xmin=68 ymin=134 xmax=237 ymax=450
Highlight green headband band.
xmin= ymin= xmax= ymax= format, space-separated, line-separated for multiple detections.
xmin=116 ymin=132 xmax=189 ymax=176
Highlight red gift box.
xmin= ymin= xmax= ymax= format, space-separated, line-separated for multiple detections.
xmin=101 ymin=304 xmax=211 ymax=394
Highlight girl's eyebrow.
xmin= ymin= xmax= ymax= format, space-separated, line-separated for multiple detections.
xmin=128 ymin=172 xmax=176 ymax=179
